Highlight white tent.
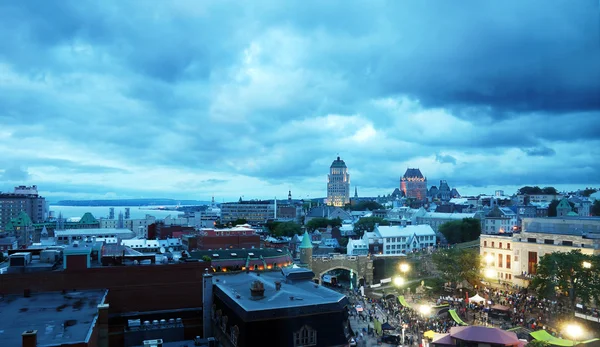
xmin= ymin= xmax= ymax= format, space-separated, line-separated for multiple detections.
xmin=469 ymin=294 xmax=486 ymax=303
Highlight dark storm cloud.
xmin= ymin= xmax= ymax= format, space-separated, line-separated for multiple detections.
xmin=0 ymin=167 xmax=30 ymax=181
xmin=435 ymin=154 xmax=457 ymax=165
xmin=0 ymin=1 xmax=598 ymax=199
xmin=522 ymin=147 xmax=556 ymax=157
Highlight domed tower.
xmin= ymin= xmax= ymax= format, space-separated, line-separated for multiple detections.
xmin=299 ymin=231 xmax=313 ymax=265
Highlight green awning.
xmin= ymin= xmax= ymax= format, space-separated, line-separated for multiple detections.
xmin=530 ymin=330 xmax=599 ymax=346
xmin=448 ymin=309 xmax=468 ymax=326
xmin=398 ymin=295 xmax=411 ymax=308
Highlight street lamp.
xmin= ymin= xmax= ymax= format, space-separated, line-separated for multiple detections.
xmin=582 ymin=261 xmax=592 ymax=269
xmin=400 ymin=263 xmax=410 ymax=274
xmin=485 ymin=268 xmax=496 ymax=279
xmin=485 ymin=254 xmax=494 ymax=265
xmin=565 ymin=324 xmax=583 ymax=346
xmin=394 ymin=276 xmax=405 ymax=287
xmin=419 ymin=305 xmax=431 ymax=316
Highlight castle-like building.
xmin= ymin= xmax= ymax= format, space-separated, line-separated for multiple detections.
xmin=400 ymin=168 xmax=427 ymax=201
xmin=327 ymin=156 xmax=350 ymax=207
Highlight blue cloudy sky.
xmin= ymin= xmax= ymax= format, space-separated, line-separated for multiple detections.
xmin=0 ymin=1 xmax=599 ymax=202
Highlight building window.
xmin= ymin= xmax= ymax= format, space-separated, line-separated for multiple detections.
xmin=507 ymin=243 xmax=510 ymax=250
xmin=506 ymin=255 xmax=511 ymax=269
xmin=499 ymin=242 xmax=502 ymax=249
xmin=498 ymin=254 xmax=503 ymax=268
xmin=230 ymin=325 xmax=239 ymax=346
xmin=484 ymin=241 xmax=487 ymax=247
xmin=491 ymin=242 xmax=495 ymax=248
xmin=294 ymin=325 xmax=317 ymax=347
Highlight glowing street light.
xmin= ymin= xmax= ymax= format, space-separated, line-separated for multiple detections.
xmin=485 ymin=254 xmax=494 ymax=265
xmin=399 ymin=263 xmax=410 ymax=274
xmin=582 ymin=261 xmax=592 ymax=269
xmin=485 ymin=268 xmax=496 ymax=279
xmin=394 ymin=276 xmax=405 ymax=287
xmin=419 ymin=305 xmax=431 ymax=316
xmin=565 ymin=324 xmax=583 ymax=345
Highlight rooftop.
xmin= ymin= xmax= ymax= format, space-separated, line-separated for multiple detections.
xmin=55 ymin=228 xmax=136 ymax=237
xmin=376 ymin=224 xmax=436 ymax=237
xmin=402 ymin=168 xmax=424 ymax=179
xmin=189 ymin=248 xmax=292 ymax=260
xmin=0 ymin=290 xmax=107 ymax=347
xmin=330 ymin=156 xmax=347 ymax=168
xmin=213 ymin=269 xmax=348 ymax=321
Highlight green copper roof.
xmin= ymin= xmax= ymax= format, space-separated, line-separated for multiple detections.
xmin=557 ymin=198 xmax=571 ymax=210
xmin=330 ymin=156 xmax=347 ymax=168
xmin=299 ymin=231 xmax=313 ymax=249
xmin=567 ymin=211 xmax=578 ymax=216
xmin=80 ymin=212 xmax=98 ymax=224
xmin=4 ymin=211 xmax=33 ymax=232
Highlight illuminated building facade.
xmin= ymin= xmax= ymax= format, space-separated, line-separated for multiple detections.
xmin=326 ymin=156 xmax=350 ymax=207
xmin=400 ymin=168 xmax=427 ymax=201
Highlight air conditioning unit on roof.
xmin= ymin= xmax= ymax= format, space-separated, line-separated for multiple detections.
xmin=143 ymin=338 xmax=163 ymax=347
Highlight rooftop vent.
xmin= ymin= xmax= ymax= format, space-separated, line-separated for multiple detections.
xmin=249 ymin=280 xmax=265 ymax=298
xmin=231 ymin=253 xmax=237 ymax=257
xmin=212 ymin=254 xmax=219 ymax=257
xmin=248 ymin=252 xmax=255 ymax=256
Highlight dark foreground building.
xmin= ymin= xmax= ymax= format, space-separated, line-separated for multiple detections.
xmin=209 ymin=267 xmax=352 ymax=347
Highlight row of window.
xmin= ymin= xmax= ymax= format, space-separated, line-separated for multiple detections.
xmin=386 ymin=235 xmax=434 ymax=243
xmin=483 ymin=241 xmax=511 ymax=249
xmin=483 ymin=252 xmax=512 ymax=269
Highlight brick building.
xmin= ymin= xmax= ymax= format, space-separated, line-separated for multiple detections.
xmin=182 ymin=225 xmax=260 ymax=251
xmin=0 ymin=250 xmax=210 ymax=347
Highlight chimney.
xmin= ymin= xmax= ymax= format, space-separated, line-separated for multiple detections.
xmin=97 ymin=304 xmax=109 ymax=347
xmin=202 ymin=268 xmax=213 ymax=338
xmin=275 ymin=281 xmax=281 ymax=291
xmin=250 ymin=280 xmax=265 ymax=297
xmin=22 ymin=330 xmax=37 ymax=347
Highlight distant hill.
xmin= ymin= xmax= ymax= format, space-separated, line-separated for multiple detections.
xmin=54 ymin=199 xmax=211 ymax=206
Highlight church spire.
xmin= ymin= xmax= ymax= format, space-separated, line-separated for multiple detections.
xmin=288 ymin=190 xmax=292 ymax=201
xmin=354 ymin=186 xmax=358 ymax=198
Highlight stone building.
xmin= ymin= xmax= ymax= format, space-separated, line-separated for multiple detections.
xmin=400 ymin=168 xmax=427 ymax=201
xmin=326 ymin=156 xmax=350 ymax=207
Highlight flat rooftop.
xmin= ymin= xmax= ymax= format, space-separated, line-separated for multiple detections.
xmin=213 ymin=270 xmax=348 ymax=322
xmin=190 ymin=248 xmax=292 ymax=260
xmin=0 ymin=290 xmax=107 ymax=347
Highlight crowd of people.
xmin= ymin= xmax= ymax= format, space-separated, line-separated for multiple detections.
xmin=345 ymin=281 xmax=594 ymax=345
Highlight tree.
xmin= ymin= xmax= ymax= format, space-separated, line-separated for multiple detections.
xmin=353 ymin=216 xmax=389 ymax=238
xmin=273 ymin=221 xmax=302 ymax=237
xmin=592 ymin=200 xmax=600 ymax=217
xmin=438 ymin=218 xmax=481 ymax=244
xmin=530 ymin=250 xmax=600 ymax=307
xmin=232 ymin=218 xmax=248 ymax=226
xmin=346 ymin=201 xmax=385 ymax=211
xmin=581 ymin=188 xmax=598 ymax=197
xmin=305 ymin=217 xmax=342 ymax=231
xmin=201 ymin=255 xmax=212 ymax=262
xmin=432 ymin=248 xmax=481 ymax=286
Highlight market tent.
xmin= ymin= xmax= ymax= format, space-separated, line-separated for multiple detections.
xmin=530 ymin=330 xmax=600 ymax=347
xmin=468 ymin=294 xmax=485 ymax=303
xmin=398 ymin=295 xmax=411 ymax=308
xmin=449 ymin=309 xmax=468 ymax=326
xmin=424 ymin=330 xmax=436 ymax=339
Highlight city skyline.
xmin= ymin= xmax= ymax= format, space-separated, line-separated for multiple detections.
xmin=1 ymin=1 xmax=599 ymax=201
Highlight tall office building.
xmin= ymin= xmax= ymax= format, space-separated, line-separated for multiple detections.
xmin=400 ymin=168 xmax=427 ymax=201
xmin=327 ymin=156 xmax=350 ymax=207
xmin=0 ymin=185 xmax=47 ymax=232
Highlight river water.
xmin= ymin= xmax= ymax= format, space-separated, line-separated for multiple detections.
xmin=49 ymin=205 xmax=184 ymax=220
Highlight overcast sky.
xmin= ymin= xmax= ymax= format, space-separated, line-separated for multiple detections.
xmin=1 ymin=1 xmax=599 ymax=202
